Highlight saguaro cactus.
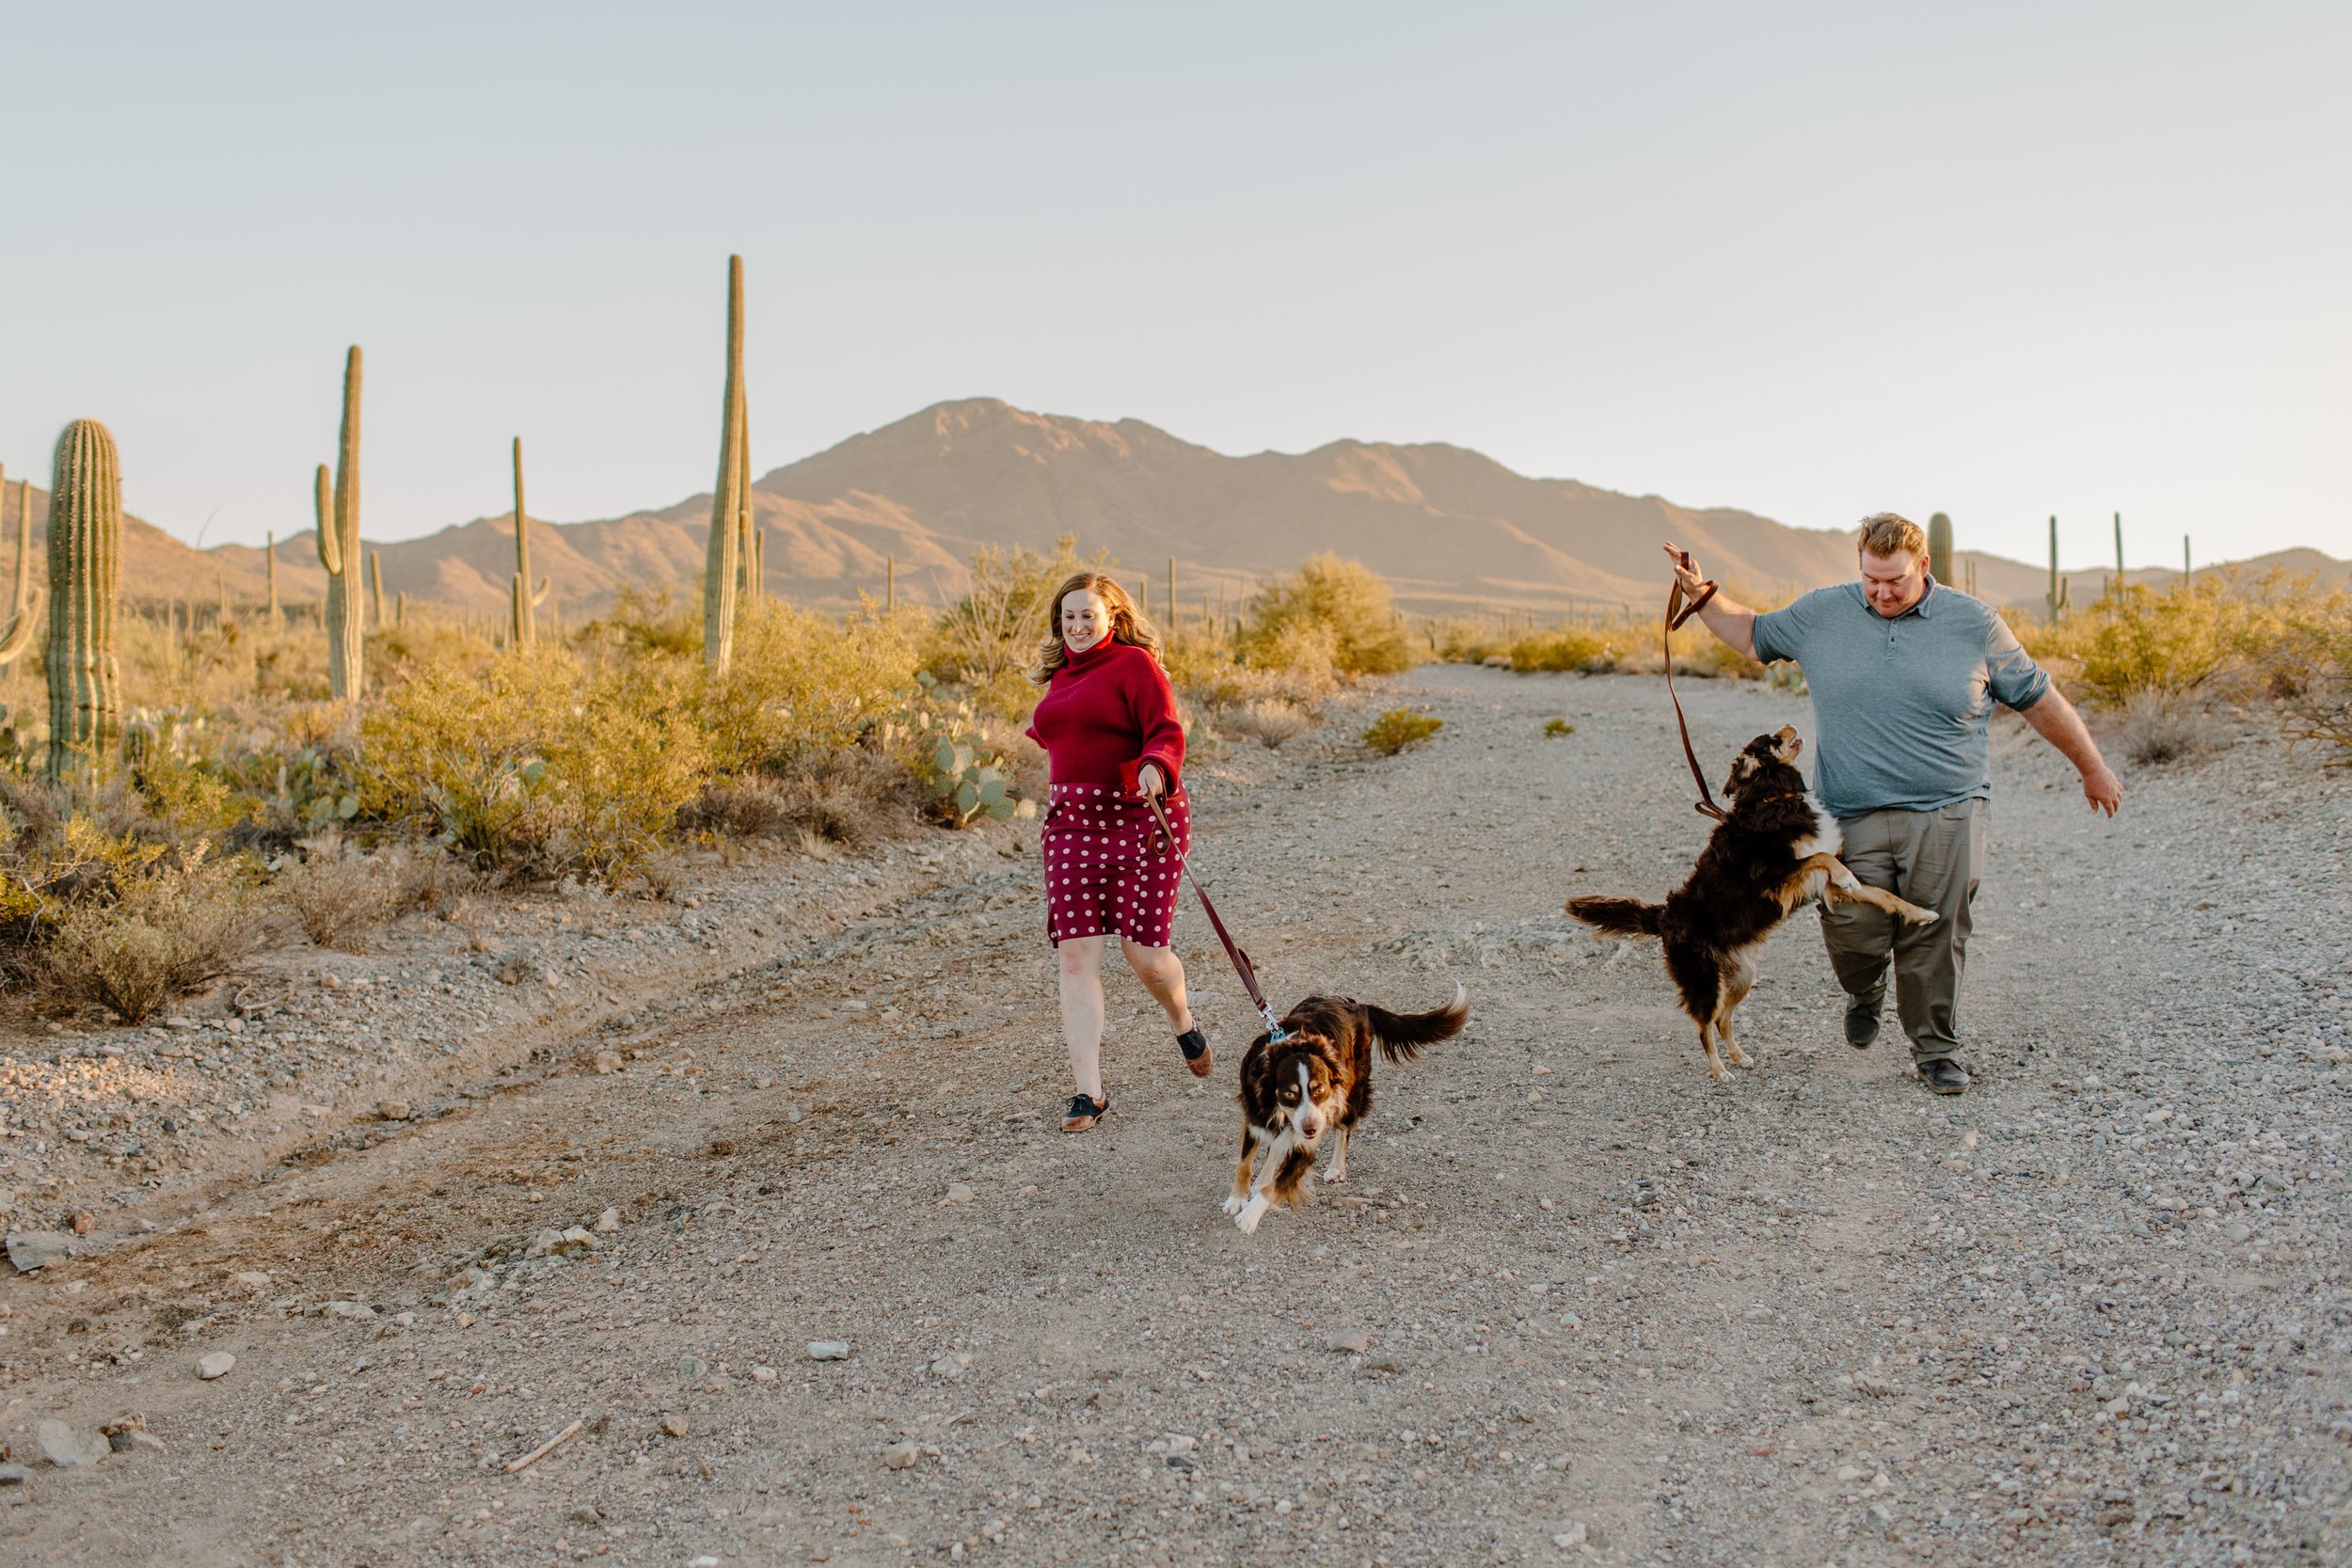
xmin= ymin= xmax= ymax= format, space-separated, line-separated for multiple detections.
xmin=509 ymin=437 xmax=550 ymax=646
xmin=44 ymin=420 xmax=123 ymax=779
xmin=704 ymin=254 xmax=747 ymax=670
xmin=0 ymin=466 xmax=38 ymax=667
xmin=370 ymin=548 xmax=386 ymax=627
xmin=2113 ymin=512 xmax=2124 ymax=594
xmin=2045 ymin=515 xmax=2069 ymax=619
xmin=265 ymin=530 xmax=280 ymax=626
xmin=1927 ymin=513 xmax=1953 ymax=586
xmin=316 ymin=347 xmax=365 ymax=699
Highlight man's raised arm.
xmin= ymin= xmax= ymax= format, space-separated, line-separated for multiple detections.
xmin=1661 ymin=542 xmax=1758 ymax=659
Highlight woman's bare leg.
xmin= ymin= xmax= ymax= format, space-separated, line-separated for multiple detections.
xmin=1120 ymin=938 xmax=1195 ymax=1035
xmin=1057 ymin=935 xmax=1108 ymax=1100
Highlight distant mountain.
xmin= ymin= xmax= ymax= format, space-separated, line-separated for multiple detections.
xmin=4 ymin=401 xmax=2343 ymax=623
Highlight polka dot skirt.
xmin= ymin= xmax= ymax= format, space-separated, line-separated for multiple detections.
xmin=1040 ymin=782 xmax=1190 ymax=948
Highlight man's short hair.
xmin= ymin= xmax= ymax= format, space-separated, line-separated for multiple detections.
xmin=1856 ymin=513 xmax=1928 ymax=562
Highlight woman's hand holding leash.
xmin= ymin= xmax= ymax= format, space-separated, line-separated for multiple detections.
xmin=1136 ymin=762 xmax=1166 ymax=798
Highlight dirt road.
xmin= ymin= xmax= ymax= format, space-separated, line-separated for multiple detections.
xmin=3 ymin=666 xmax=2345 ymax=1567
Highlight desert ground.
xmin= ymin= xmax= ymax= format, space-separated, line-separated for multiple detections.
xmin=1 ymin=664 xmax=2344 ymax=1568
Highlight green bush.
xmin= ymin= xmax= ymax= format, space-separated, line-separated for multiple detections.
xmin=698 ymin=600 xmax=921 ymax=773
xmin=1242 ymin=554 xmax=1412 ymax=677
xmin=40 ymin=835 xmax=267 ymax=1022
xmin=1543 ymin=717 xmax=1575 ymax=737
xmin=359 ymin=649 xmax=708 ymax=880
xmin=1361 ymin=708 xmax=1442 ymax=756
xmin=1510 ymin=629 xmax=1613 ymax=673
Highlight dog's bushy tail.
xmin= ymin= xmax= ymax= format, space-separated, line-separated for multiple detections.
xmin=1566 ymin=895 xmax=1663 ymax=937
xmin=1367 ymin=982 xmax=1470 ymax=1064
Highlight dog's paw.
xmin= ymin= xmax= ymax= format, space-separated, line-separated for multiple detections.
xmin=1901 ymin=907 xmax=1941 ymax=926
xmin=1321 ymin=1166 xmax=1346 ymax=1185
xmin=1707 ymin=1059 xmax=1730 ymax=1083
xmin=1234 ymin=1198 xmax=1268 ymax=1236
xmin=1831 ymin=867 xmax=1863 ymax=893
xmin=1219 ymin=1194 xmax=1245 ymax=1217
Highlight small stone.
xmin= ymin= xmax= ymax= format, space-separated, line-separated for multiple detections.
xmin=660 ymin=1415 xmax=690 ymax=1438
xmin=881 ymin=1442 xmax=919 ymax=1469
xmin=1836 ymin=1464 xmax=1870 ymax=1482
xmin=6 ymin=1232 xmax=73 ymax=1272
xmin=678 ymin=1354 xmax=707 ymax=1383
xmin=230 ymin=1271 xmax=271 ymax=1291
xmin=752 ymin=1366 xmax=779 ymax=1383
xmin=0 ymin=1464 xmax=30 ymax=1488
xmin=1327 ymin=1329 xmax=1370 ymax=1354
xmin=38 ymin=1418 xmax=108 ymax=1467
xmin=70 ymin=1211 xmax=94 ymax=1235
xmin=1552 ymin=1521 xmax=1589 ymax=1548
xmin=841 ymin=999 xmax=870 ymax=1015
xmin=2224 ymin=1220 xmax=2251 ymax=1243
xmin=375 ymin=1099 xmax=412 ymax=1121
xmin=323 ymin=1300 xmax=377 ymax=1321
xmin=944 ymin=1183 xmax=976 ymax=1205
xmin=807 ymin=1340 xmax=850 ymax=1360
xmin=593 ymin=1052 xmax=622 ymax=1075
xmin=198 ymin=1352 xmax=238 ymax=1380
xmin=593 ymin=1207 xmax=622 ymax=1234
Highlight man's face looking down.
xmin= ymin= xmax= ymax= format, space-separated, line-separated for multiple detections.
xmin=1860 ymin=549 xmax=1930 ymax=619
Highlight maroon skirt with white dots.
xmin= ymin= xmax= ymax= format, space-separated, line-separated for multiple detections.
xmin=1040 ymin=783 xmax=1190 ymax=947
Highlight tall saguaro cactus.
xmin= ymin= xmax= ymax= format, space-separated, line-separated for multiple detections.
xmin=509 ymin=436 xmax=549 ymax=646
xmin=704 ymin=254 xmax=747 ymax=671
xmin=2045 ymin=515 xmax=2069 ymax=620
xmin=2112 ymin=512 xmax=2124 ymax=594
xmin=370 ymin=549 xmax=386 ymax=627
xmin=0 ymin=466 xmax=38 ymax=668
xmin=44 ymin=420 xmax=123 ymax=780
xmin=1927 ymin=513 xmax=1953 ymax=586
xmin=265 ymin=531 xmax=280 ymax=626
xmin=315 ymin=347 xmax=365 ymax=699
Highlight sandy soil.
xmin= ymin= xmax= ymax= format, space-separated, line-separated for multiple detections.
xmin=1 ymin=665 xmax=2345 ymax=1568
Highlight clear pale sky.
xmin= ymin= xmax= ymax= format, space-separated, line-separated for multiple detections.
xmin=5 ymin=3 xmax=2345 ymax=568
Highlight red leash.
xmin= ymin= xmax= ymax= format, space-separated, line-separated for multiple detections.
xmin=1666 ymin=549 xmax=1730 ymax=823
xmin=1144 ymin=793 xmax=1288 ymax=1042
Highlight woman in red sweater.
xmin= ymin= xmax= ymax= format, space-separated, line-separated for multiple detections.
xmin=1024 ymin=572 xmax=1211 ymax=1132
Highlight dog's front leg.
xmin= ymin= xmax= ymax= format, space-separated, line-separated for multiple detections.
xmin=1221 ymin=1129 xmax=1257 ymax=1217
xmin=1234 ymin=1132 xmax=1287 ymax=1235
xmin=1824 ymin=877 xmax=1941 ymax=926
xmin=1323 ymin=1125 xmax=1351 ymax=1184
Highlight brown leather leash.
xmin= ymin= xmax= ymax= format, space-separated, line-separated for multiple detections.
xmin=1666 ymin=549 xmax=1730 ymax=823
xmin=1144 ymin=792 xmax=1289 ymax=1042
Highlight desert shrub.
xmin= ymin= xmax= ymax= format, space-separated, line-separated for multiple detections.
xmin=685 ymin=748 xmax=914 ymax=848
xmin=41 ymin=839 xmax=267 ymax=1022
xmin=2251 ymin=586 xmax=2352 ymax=768
xmin=278 ymin=840 xmax=395 ymax=950
xmin=2052 ymin=585 xmax=2246 ymax=701
xmin=580 ymin=587 xmax=702 ymax=658
xmin=360 ymin=648 xmax=708 ymax=879
xmin=698 ymin=600 xmax=921 ymax=772
xmin=2109 ymin=690 xmax=2218 ymax=768
xmin=1227 ymin=698 xmax=1312 ymax=749
xmin=1510 ymin=629 xmax=1613 ymax=673
xmin=1362 ymin=708 xmax=1442 ymax=756
xmin=1543 ymin=717 xmax=1575 ymax=738
xmin=1678 ymin=635 xmax=1768 ymax=682
xmin=1242 ymin=555 xmax=1412 ymax=677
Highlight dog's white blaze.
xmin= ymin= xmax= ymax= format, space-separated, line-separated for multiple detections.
xmin=1293 ymin=1060 xmax=1323 ymax=1141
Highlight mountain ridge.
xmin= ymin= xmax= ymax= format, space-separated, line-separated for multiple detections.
xmin=4 ymin=398 xmax=2341 ymax=623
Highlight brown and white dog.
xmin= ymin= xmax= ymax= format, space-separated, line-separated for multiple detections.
xmin=1223 ymin=986 xmax=1470 ymax=1235
xmin=1567 ymin=725 xmax=1939 ymax=1080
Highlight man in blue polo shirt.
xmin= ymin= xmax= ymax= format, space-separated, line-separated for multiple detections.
xmin=1664 ymin=515 xmax=2122 ymax=1095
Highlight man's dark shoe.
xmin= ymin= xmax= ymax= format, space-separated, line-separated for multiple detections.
xmin=1843 ymin=996 xmax=1881 ymax=1049
xmin=1918 ymin=1058 xmax=1970 ymax=1095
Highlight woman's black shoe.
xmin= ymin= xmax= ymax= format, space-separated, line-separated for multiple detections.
xmin=1062 ymin=1092 xmax=1110 ymax=1132
xmin=1177 ymin=1027 xmax=1214 ymax=1078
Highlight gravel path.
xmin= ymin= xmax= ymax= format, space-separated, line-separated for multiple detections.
xmin=1 ymin=665 xmax=2344 ymax=1567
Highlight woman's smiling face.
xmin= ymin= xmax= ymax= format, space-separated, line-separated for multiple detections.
xmin=1061 ymin=587 xmax=1111 ymax=653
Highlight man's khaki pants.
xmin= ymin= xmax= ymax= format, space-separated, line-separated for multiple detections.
xmin=1819 ymin=800 xmax=1985 ymax=1063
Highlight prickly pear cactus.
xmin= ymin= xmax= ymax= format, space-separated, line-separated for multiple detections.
xmin=44 ymin=420 xmax=124 ymax=780
xmin=908 ymin=673 xmax=1035 ymax=827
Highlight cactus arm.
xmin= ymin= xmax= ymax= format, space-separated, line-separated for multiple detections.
xmin=532 ymin=577 xmax=550 ymax=608
xmin=0 ymin=587 xmax=40 ymax=664
xmin=313 ymin=464 xmax=342 ymax=575
xmin=511 ymin=436 xmax=536 ymax=646
xmin=703 ymin=254 xmax=745 ymax=670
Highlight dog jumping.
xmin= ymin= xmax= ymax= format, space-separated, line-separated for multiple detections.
xmin=1223 ymin=985 xmax=1469 ymax=1235
xmin=1568 ymin=726 xmax=1939 ymax=1080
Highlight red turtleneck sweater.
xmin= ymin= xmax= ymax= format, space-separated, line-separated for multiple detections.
xmin=1025 ymin=638 xmax=1185 ymax=795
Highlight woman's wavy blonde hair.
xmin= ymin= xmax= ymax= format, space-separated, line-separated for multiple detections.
xmin=1029 ymin=571 xmax=1163 ymax=683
